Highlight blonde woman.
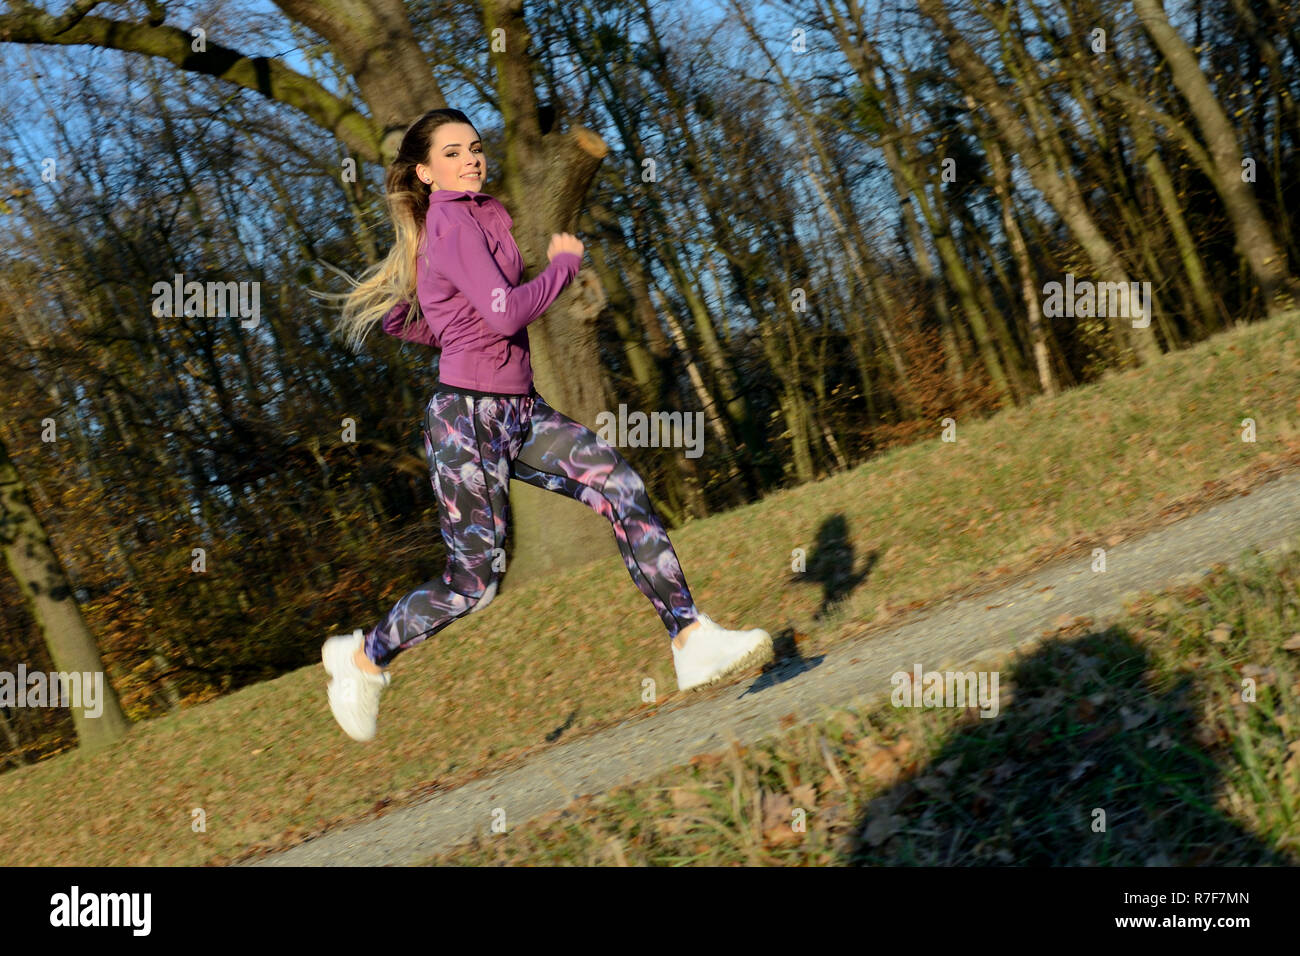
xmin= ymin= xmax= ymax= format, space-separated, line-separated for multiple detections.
xmin=319 ymin=108 xmax=773 ymax=741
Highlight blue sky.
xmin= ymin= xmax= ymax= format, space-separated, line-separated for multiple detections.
xmin=2 ymin=0 xmax=1209 ymax=183
xmin=0 ymin=0 xmax=1218 ymax=283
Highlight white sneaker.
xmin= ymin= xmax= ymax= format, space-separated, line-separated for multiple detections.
xmin=672 ymin=612 xmax=774 ymax=692
xmin=322 ymin=629 xmax=391 ymax=741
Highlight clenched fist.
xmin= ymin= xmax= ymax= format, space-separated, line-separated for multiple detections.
xmin=547 ymin=232 xmax=584 ymax=262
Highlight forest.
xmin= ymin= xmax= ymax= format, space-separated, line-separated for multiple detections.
xmin=0 ymin=0 xmax=1295 ymax=764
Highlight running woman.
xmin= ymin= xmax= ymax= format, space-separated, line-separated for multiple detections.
xmin=321 ymin=108 xmax=773 ymax=741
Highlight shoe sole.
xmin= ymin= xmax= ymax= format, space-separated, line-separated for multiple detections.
xmin=679 ymin=632 xmax=775 ymax=692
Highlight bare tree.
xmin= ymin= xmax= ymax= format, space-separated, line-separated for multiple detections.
xmin=1 ymin=0 xmax=622 ymax=588
xmin=1131 ymin=0 xmax=1299 ymax=316
xmin=0 ymin=429 xmax=131 ymax=750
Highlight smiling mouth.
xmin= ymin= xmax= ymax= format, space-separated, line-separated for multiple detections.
xmin=462 ymin=173 xmax=481 ymax=179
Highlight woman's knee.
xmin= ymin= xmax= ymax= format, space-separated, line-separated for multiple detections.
xmin=467 ymin=576 xmax=499 ymax=614
xmin=442 ymin=556 xmax=501 ymax=615
xmin=607 ymin=457 xmax=649 ymax=500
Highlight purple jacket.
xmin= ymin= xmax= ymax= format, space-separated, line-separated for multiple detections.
xmin=380 ymin=188 xmax=582 ymax=394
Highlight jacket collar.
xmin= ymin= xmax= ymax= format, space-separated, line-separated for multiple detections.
xmin=429 ymin=188 xmax=493 ymax=204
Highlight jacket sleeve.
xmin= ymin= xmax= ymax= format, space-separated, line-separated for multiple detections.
xmin=381 ymin=300 xmax=439 ymax=346
xmin=434 ymin=223 xmax=581 ymax=337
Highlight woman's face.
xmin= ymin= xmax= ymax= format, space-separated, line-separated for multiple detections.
xmin=418 ymin=122 xmax=486 ymax=193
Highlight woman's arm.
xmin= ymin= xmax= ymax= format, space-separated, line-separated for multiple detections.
xmin=381 ymin=300 xmax=438 ymax=346
xmin=435 ymin=222 xmax=581 ymax=337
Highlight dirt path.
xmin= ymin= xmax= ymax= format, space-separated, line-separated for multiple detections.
xmin=249 ymin=469 xmax=1300 ymax=866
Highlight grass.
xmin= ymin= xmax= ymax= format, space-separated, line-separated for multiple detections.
xmin=422 ymin=542 xmax=1300 ymax=865
xmin=0 ymin=308 xmax=1298 ymax=866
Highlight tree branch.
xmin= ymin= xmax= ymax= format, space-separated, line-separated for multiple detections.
xmin=479 ymin=0 xmax=607 ymax=253
xmin=0 ymin=3 xmax=385 ymax=161
xmin=49 ymin=0 xmax=104 ymax=34
xmin=1097 ymin=80 xmax=1216 ymax=181
xmin=270 ymin=0 xmax=442 ymax=160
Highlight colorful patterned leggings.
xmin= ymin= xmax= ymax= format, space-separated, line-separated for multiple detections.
xmin=364 ymin=385 xmax=700 ymax=666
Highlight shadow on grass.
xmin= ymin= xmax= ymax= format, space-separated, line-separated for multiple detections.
xmin=845 ymin=625 xmax=1297 ymax=865
xmin=546 ymin=708 xmax=580 ymax=743
xmin=786 ymin=514 xmax=878 ymax=622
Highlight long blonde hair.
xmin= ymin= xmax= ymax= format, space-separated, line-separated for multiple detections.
xmin=313 ymin=108 xmax=477 ymax=352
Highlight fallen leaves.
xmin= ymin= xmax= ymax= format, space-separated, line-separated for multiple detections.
xmin=668 ymin=785 xmax=711 ymax=811
xmin=760 ymin=789 xmax=799 ymax=846
xmin=849 ymin=734 xmax=918 ymax=790
xmin=818 ymin=736 xmax=848 ymax=793
xmin=790 ymin=783 xmax=817 ymax=808
xmin=688 ymin=752 xmax=725 ymax=771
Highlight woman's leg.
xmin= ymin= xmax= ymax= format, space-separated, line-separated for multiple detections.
xmin=511 ymin=390 xmax=700 ymax=643
xmin=362 ymin=390 xmax=529 ymax=667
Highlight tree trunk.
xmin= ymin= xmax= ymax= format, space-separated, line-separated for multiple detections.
xmin=479 ymin=1 xmax=632 ymax=591
xmin=915 ymin=0 xmax=1161 ymax=367
xmin=0 ymin=431 xmax=130 ymax=751
xmin=651 ymin=286 xmax=750 ymax=497
xmin=582 ymin=208 xmax=709 ymax=521
xmin=1131 ymin=0 xmax=1299 ymax=316
xmin=1130 ymin=116 xmax=1221 ymax=334
xmin=492 ymin=125 xmax=624 ymax=589
xmin=816 ymin=0 xmax=967 ymax=382
xmin=982 ymin=115 xmax=1058 ymax=398
xmin=0 ymin=707 xmax=29 ymax=767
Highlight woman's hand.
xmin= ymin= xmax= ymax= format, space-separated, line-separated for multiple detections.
xmin=547 ymin=232 xmax=584 ymax=262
